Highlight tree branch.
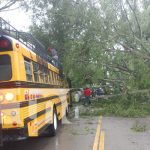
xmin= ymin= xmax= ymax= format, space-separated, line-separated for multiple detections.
xmin=0 ymin=0 xmax=19 ymax=12
xmin=126 ymin=0 xmax=142 ymax=38
xmin=120 ymin=1 xmax=135 ymax=37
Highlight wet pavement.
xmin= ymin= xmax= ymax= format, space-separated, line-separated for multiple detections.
xmin=1 ymin=106 xmax=150 ymax=150
xmin=103 ymin=117 xmax=150 ymax=150
xmin=0 ymin=116 xmax=98 ymax=150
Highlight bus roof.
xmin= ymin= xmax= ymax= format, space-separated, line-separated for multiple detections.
xmin=0 ymin=17 xmax=59 ymax=70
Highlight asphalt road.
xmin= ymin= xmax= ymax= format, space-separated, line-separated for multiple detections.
xmin=103 ymin=117 xmax=150 ymax=150
xmin=1 ymin=107 xmax=150 ymax=150
xmin=0 ymin=116 xmax=98 ymax=150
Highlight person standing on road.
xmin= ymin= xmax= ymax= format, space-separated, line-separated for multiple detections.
xmin=84 ymin=87 xmax=91 ymax=105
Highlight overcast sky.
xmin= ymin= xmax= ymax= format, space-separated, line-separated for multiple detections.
xmin=0 ymin=7 xmax=31 ymax=32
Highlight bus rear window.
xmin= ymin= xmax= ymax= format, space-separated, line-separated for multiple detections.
xmin=0 ymin=55 xmax=12 ymax=81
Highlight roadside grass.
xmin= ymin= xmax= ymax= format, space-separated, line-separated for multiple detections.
xmin=79 ymin=91 xmax=150 ymax=117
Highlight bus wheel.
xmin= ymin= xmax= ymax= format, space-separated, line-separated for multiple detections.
xmin=66 ymin=106 xmax=69 ymax=117
xmin=49 ymin=108 xmax=58 ymax=136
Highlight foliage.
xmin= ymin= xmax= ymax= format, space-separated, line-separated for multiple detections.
xmin=80 ymin=91 xmax=150 ymax=117
xmin=23 ymin=0 xmax=150 ymax=90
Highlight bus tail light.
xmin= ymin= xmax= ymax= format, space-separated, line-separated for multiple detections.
xmin=0 ymin=36 xmax=12 ymax=51
xmin=0 ymin=39 xmax=9 ymax=48
xmin=5 ymin=92 xmax=14 ymax=101
xmin=0 ymin=112 xmax=4 ymax=117
xmin=12 ymin=121 xmax=17 ymax=127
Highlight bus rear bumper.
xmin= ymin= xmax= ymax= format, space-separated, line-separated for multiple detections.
xmin=2 ymin=127 xmax=28 ymax=142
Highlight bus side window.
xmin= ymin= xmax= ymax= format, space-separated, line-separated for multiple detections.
xmin=45 ymin=68 xmax=49 ymax=83
xmin=51 ymin=71 xmax=54 ymax=85
xmin=33 ymin=62 xmax=39 ymax=82
xmin=53 ymin=72 xmax=56 ymax=85
xmin=57 ymin=74 xmax=60 ymax=85
xmin=57 ymin=74 xmax=59 ymax=85
xmin=40 ymin=65 xmax=45 ymax=83
xmin=49 ymin=70 xmax=53 ymax=84
xmin=56 ymin=74 xmax=58 ymax=85
xmin=58 ymin=74 xmax=60 ymax=85
xmin=40 ymin=65 xmax=44 ymax=83
xmin=48 ymin=70 xmax=51 ymax=84
xmin=24 ymin=59 xmax=33 ymax=81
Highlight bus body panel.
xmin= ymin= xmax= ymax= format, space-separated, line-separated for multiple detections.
xmin=0 ymin=35 xmax=70 ymax=142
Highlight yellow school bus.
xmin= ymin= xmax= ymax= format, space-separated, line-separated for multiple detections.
xmin=0 ymin=32 xmax=70 ymax=144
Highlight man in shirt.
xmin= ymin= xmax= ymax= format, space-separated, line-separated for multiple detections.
xmin=48 ymin=47 xmax=59 ymax=67
xmin=83 ymin=87 xmax=91 ymax=105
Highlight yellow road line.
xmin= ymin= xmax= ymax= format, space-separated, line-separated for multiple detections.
xmin=99 ymin=131 xmax=105 ymax=150
xmin=92 ymin=116 xmax=102 ymax=150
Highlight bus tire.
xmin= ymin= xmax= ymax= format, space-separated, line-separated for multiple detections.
xmin=48 ymin=108 xmax=58 ymax=136
xmin=66 ymin=105 xmax=69 ymax=117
